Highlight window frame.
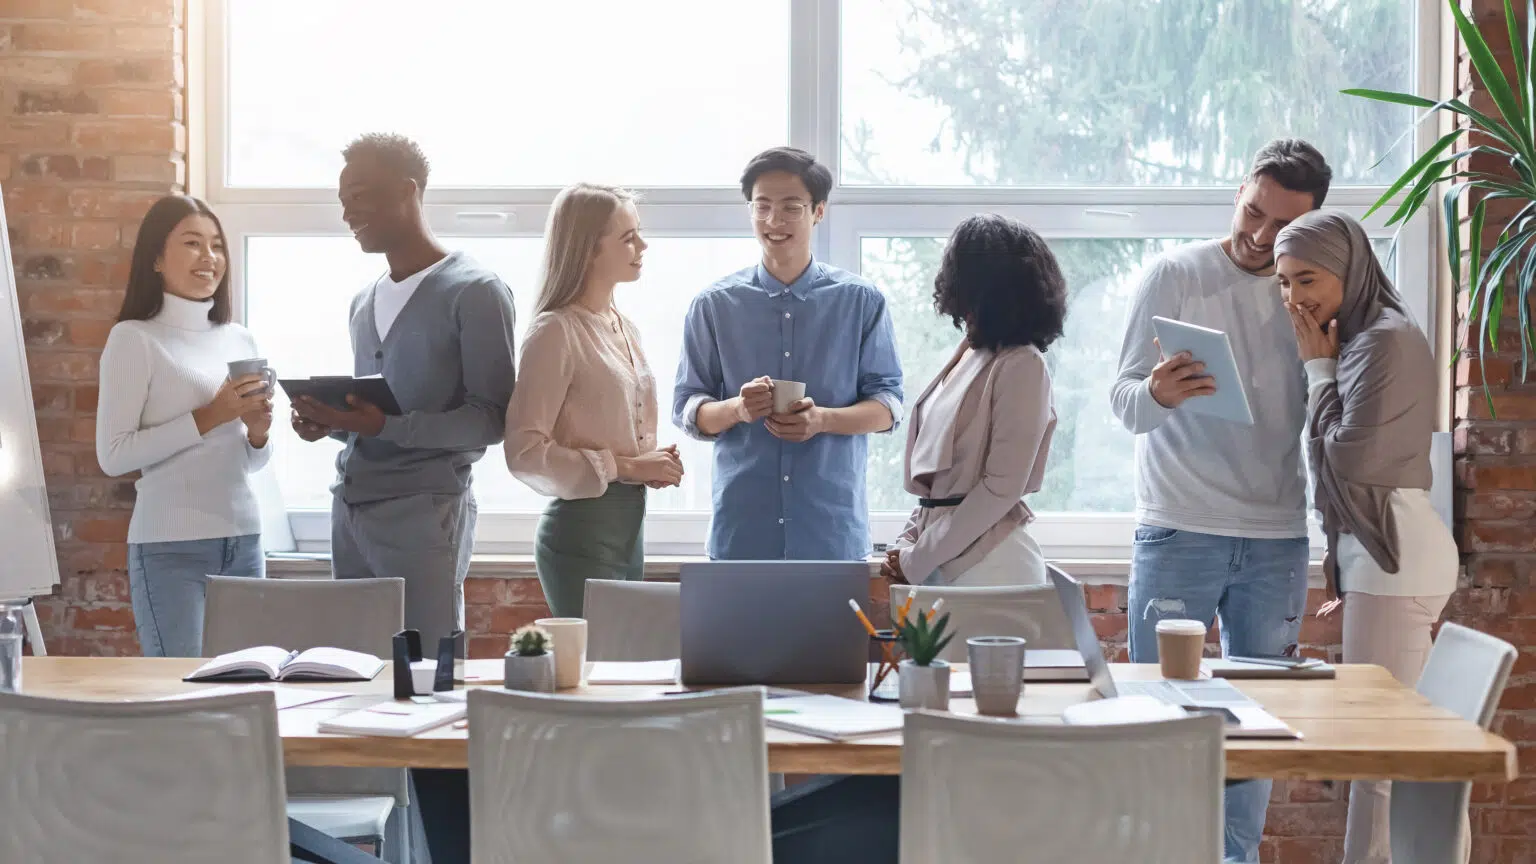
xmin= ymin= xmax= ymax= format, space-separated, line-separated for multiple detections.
xmin=204 ymin=0 xmax=1443 ymax=559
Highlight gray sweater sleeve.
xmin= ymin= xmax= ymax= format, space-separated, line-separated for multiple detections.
xmin=1110 ymin=256 xmax=1179 ymax=435
xmin=377 ymin=278 xmax=518 ymax=451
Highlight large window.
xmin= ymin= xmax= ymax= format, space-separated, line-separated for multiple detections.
xmin=209 ymin=0 xmax=1438 ymax=557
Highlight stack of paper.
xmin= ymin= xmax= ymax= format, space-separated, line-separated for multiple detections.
xmin=763 ymin=695 xmax=904 ymax=741
xmin=586 ymin=660 xmax=680 ymax=685
xmin=317 ymin=701 xmax=466 ymax=737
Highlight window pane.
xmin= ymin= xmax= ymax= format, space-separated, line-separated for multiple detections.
xmin=227 ymin=1 xmax=789 ymax=188
xmin=842 ymin=0 xmax=1413 ymax=186
xmin=245 ymin=235 xmax=757 ymax=511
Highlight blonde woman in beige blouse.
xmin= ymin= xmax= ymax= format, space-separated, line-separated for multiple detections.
xmin=505 ymin=184 xmax=684 ymax=617
xmin=882 ymin=214 xmax=1066 ymax=587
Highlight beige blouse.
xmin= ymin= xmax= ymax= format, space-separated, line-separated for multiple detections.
xmin=896 ymin=342 xmax=1056 ymax=583
xmin=504 ymin=305 xmax=658 ymax=500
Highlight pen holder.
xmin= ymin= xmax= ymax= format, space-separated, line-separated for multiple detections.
xmin=392 ymin=629 xmax=466 ymax=698
xmin=869 ymin=629 xmax=904 ymax=701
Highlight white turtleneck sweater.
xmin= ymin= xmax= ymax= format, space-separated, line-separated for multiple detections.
xmin=95 ymin=293 xmax=271 ymax=544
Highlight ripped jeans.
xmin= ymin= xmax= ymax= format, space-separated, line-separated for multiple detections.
xmin=1127 ymin=525 xmax=1310 ymax=864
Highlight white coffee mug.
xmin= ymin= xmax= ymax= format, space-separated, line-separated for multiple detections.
xmin=771 ymin=379 xmax=806 ymax=414
xmin=535 ymin=617 xmax=588 ymax=689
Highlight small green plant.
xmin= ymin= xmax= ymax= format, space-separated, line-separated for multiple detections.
xmin=510 ymin=625 xmax=552 ymax=657
xmin=894 ymin=611 xmax=953 ymax=667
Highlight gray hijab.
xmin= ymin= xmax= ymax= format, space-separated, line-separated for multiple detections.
xmin=1274 ymin=210 xmax=1436 ymax=590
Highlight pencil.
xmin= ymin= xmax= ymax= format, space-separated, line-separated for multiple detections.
xmin=927 ymin=598 xmax=946 ymax=620
xmin=848 ymin=598 xmax=879 ymax=636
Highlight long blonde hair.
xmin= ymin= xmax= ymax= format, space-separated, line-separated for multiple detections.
xmin=534 ymin=182 xmax=636 ymax=315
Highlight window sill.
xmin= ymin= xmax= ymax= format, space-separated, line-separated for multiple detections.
xmin=266 ymin=553 xmax=1327 ymax=587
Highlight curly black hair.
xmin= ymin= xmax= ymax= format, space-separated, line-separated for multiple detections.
xmin=932 ymin=214 xmax=1067 ymax=352
xmin=342 ymin=132 xmax=431 ymax=191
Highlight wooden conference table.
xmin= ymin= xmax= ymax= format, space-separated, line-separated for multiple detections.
xmin=22 ymin=657 xmax=1519 ymax=783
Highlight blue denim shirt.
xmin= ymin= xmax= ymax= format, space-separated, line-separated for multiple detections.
xmin=673 ymin=260 xmax=904 ymax=560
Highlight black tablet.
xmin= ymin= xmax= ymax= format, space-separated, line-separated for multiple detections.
xmin=279 ymin=376 xmax=403 ymax=416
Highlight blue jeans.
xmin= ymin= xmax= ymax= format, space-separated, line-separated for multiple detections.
xmin=1127 ymin=525 xmax=1309 ymax=864
xmin=128 ymin=535 xmax=264 ymax=657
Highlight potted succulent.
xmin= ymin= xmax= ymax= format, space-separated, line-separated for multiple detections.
xmin=895 ymin=611 xmax=954 ymax=711
xmin=503 ymin=625 xmax=556 ymax=693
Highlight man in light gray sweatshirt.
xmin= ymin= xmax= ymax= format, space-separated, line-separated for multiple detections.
xmin=292 ymin=133 xmax=517 ymax=653
xmin=1110 ymin=139 xmax=1332 ymax=863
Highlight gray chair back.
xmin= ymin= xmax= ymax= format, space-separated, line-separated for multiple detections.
xmin=203 ymin=575 xmax=408 ymax=806
xmin=0 ymin=691 xmax=288 ymax=863
xmin=203 ymin=575 xmax=404 ymax=657
xmin=1391 ymin=622 xmax=1517 ymax=864
xmin=584 ymin=579 xmax=680 ymax=661
xmin=889 ymin=583 xmax=1076 ymax=663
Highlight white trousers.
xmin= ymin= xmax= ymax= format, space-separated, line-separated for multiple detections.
xmin=938 ymin=524 xmax=1046 ymax=586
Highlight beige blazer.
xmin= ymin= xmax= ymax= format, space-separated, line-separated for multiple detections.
xmin=896 ymin=342 xmax=1056 ymax=583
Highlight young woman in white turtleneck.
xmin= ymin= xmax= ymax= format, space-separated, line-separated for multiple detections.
xmin=95 ymin=195 xmax=274 ymax=658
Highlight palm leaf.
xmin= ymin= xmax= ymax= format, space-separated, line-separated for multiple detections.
xmin=1365 ymin=131 xmax=1460 ymax=219
xmin=1453 ymin=0 xmax=1530 ymax=147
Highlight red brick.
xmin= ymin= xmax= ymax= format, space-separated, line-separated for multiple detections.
xmin=0 ymin=55 xmax=76 ymax=86
xmin=74 ymin=56 xmax=179 ymax=88
xmin=1480 ymin=807 xmax=1536 ymax=836
xmin=68 ymin=604 xmax=135 ymax=632
xmin=1288 ymin=780 xmax=1339 ymax=803
xmin=66 ymin=188 xmax=163 ymax=220
xmin=75 ymin=385 xmax=99 ymax=412
xmin=21 ymin=217 xmax=67 ymax=248
xmin=0 ymin=0 xmax=77 ymax=18
xmin=74 ymin=0 xmax=174 ymax=23
xmin=1467 ymin=521 xmax=1536 ymax=554
xmin=504 ymin=578 xmax=548 ymax=604
xmin=1457 ymin=424 xmax=1515 ymax=456
xmin=1089 ymin=612 xmax=1127 ymax=641
xmin=72 ymin=119 xmax=182 ymax=152
xmin=1473 ymin=464 xmax=1536 ymax=491
xmin=1473 ymin=781 xmax=1507 ymax=804
xmin=1084 ymin=584 xmax=1124 ymax=612
xmin=487 ymin=605 xmax=548 ymax=636
xmin=27 ymin=350 xmax=97 ymax=381
xmin=1467 ymin=491 xmax=1536 ymax=521
xmin=20 ymin=286 xmax=122 ymax=317
xmin=0 ymin=118 xmax=71 ymax=148
xmin=1508 ymin=779 xmax=1536 ymax=806
xmin=0 ymin=151 xmax=11 ymax=180
xmin=11 ymin=22 xmax=113 ymax=52
xmin=31 ymin=384 xmax=71 ymax=413
xmin=95 ymin=87 xmax=178 ymax=118
xmin=41 ymin=450 xmax=72 ymax=476
xmin=467 ymin=635 xmax=505 ymax=660
xmin=1268 ymin=837 xmax=1344 ymax=864
xmin=112 ymin=153 xmax=179 ymax=184
xmin=1263 ymin=803 xmax=1347 ymax=837
xmin=69 ymin=220 xmax=119 ymax=250
xmin=1460 ymin=356 xmax=1515 ymax=388
xmin=73 ymin=516 xmax=129 ymax=543
xmin=113 ymin=25 xmax=176 ymax=54
xmin=1503 ymin=684 xmax=1536 ymax=711
xmin=463 ymin=577 xmax=507 ymax=607
xmin=1457 ymin=389 xmax=1536 ymax=422
xmin=1300 ymin=610 xmax=1343 ymax=646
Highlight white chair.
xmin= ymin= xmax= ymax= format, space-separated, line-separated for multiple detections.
xmin=584 ymin=578 xmax=680 ymax=661
xmin=1391 ymin=622 xmax=1517 ymax=864
xmin=468 ymin=686 xmax=772 ymax=864
xmin=205 ymin=575 xmax=407 ymax=860
xmin=0 ymin=690 xmax=289 ymax=863
xmin=900 ymin=710 xmax=1224 ymax=864
xmin=889 ymin=583 xmax=1076 ymax=663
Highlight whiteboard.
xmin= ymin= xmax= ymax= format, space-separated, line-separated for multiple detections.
xmin=0 ymin=183 xmax=62 ymax=599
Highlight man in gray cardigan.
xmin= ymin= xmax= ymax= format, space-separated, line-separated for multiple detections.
xmin=293 ymin=133 xmax=517 ymax=651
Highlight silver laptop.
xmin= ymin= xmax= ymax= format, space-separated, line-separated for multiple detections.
xmin=1048 ymin=564 xmax=1251 ymax=708
xmin=679 ymin=561 xmax=870 ymax=686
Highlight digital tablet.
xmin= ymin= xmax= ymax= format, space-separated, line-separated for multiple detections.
xmin=1149 ymin=316 xmax=1254 ymax=426
xmin=279 ymin=376 xmax=403 ymax=416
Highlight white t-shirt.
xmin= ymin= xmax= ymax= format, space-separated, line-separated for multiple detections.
xmin=1110 ymin=239 xmax=1310 ymax=538
xmin=373 ymin=256 xmax=450 ymax=340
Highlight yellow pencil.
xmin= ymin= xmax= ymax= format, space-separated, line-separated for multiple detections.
xmin=927 ymin=598 xmax=946 ymax=620
xmin=847 ymin=598 xmax=879 ymax=637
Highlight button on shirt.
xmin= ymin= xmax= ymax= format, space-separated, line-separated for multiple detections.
xmin=673 ymin=260 xmax=904 ymax=560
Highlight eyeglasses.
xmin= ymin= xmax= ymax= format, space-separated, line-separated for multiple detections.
xmin=748 ymin=202 xmax=811 ymax=222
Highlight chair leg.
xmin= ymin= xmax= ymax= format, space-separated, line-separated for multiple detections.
xmin=288 ymin=818 xmax=384 ymax=864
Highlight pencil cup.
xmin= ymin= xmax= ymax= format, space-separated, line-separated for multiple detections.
xmin=967 ymin=636 xmax=1025 ymax=716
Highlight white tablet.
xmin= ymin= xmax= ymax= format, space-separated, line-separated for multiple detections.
xmin=1150 ymin=316 xmax=1255 ymax=426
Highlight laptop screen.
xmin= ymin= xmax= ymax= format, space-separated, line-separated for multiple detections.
xmin=1047 ymin=564 xmax=1117 ymax=698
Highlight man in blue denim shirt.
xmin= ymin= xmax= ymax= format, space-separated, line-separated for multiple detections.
xmin=674 ymin=147 xmax=904 ymax=561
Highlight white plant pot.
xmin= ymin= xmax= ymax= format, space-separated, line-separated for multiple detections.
xmin=898 ymin=659 xmax=951 ymax=711
xmin=503 ymin=652 xmax=556 ymax=693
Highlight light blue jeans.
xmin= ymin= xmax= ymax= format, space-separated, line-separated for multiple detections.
xmin=1127 ymin=525 xmax=1309 ymax=864
xmin=128 ymin=535 xmax=264 ymax=657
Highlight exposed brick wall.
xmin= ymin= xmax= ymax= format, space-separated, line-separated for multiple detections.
xmin=2 ymin=0 xmax=185 ymax=655
xmin=1454 ymin=2 xmax=1536 ymax=862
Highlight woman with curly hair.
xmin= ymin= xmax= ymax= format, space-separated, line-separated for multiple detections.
xmin=882 ymin=213 xmax=1067 ymax=586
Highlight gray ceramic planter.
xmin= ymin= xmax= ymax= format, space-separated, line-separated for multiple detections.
xmin=503 ymin=652 xmax=556 ymax=693
xmin=898 ymin=659 xmax=950 ymax=711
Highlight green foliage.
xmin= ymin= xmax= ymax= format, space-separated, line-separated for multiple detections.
xmin=895 ymin=610 xmax=954 ymax=666
xmin=510 ymin=625 xmax=551 ymax=657
xmin=1346 ymin=0 xmax=1536 ymax=411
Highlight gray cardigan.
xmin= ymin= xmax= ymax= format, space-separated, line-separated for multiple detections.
xmin=332 ymin=250 xmax=517 ymax=504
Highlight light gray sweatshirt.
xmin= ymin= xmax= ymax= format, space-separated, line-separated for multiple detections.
xmin=1109 ymin=239 xmax=1308 ymax=539
xmin=333 ymin=250 xmax=518 ymax=504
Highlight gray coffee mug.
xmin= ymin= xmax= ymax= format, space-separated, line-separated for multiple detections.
xmin=968 ymin=635 xmax=1026 ymax=716
xmin=227 ymin=358 xmax=276 ymax=395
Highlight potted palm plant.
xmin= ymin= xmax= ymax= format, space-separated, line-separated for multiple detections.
xmin=895 ymin=610 xmax=954 ymax=711
xmin=504 ymin=625 xmax=556 ymax=693
xmin=1345 ymin=0 xmax=1536 ymax=411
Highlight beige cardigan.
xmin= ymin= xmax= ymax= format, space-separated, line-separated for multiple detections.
xmin=896 ymin=342 xmax=1056 ymax=583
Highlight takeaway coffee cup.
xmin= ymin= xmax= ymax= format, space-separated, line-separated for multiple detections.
xmin=1156 ymin=619 xmax=1207 ymax=680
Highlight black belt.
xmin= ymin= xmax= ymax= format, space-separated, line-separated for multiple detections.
xmin=918 ymin=496 xmax=966 ymax=508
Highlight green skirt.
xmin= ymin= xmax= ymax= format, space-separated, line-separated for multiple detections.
xmin=534 ymin=482 xmax=646 ymax=618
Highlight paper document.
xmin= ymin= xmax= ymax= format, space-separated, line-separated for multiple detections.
xmin=317 ymin=701 xmax=466 ymax=737
xmin=587 ymin=660 xmax=680 ymax=685
xmin=763 ymin=694 xmax=904 ymax=741
xmin=155 ymin=684 xmax=350 ymax=711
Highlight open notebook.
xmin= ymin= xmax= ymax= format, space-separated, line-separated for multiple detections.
xmin=763 ymin=694 xmax=905 ymax=742
xmin=185 ymin=646 xmax=385 ymax=683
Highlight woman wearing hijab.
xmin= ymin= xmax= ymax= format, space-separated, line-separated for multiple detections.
xmin=1274 ymin=210 xmax=1459 ymax=864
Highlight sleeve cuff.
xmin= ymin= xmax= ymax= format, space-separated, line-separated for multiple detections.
xmin=586 ymin=449 xmax=619 ymax=487
xmin=870 ymin=391 xmax=904 ymax=434
xmin=175 ymin=412 xmax=203 ymax=446
xmin=1304 ymin=358 xmax=1338 ymax=390
xmin=681 ymin=393 xmax=718 ymax=442
xmin=898 ymin=547 xmax=931 ymax=589
xmin=1138 ymin=378 xmax=1176 ymax=424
